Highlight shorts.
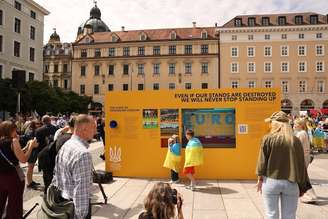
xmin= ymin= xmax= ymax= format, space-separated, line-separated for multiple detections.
xmin=28 ymin=148 xmax=39 ymax=164
xmin=183 ymin=166 xmax=195 ymax=175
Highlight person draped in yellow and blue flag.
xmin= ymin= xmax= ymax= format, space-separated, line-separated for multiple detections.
xmin=163 ymin=134 xmax=181 ymax=183
xmin=183 ymin=129 xmax=203 ymax=191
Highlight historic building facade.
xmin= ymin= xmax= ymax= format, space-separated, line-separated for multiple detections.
xmin=0 ymin=0 xmax=49 ymax=81
xmin=219 ymin=13 xmax=328 ymax=114
xmin=71 ymin=4 xmax=219 ymax=105
xmin=43 ymin=29 xmax=72 ymax=90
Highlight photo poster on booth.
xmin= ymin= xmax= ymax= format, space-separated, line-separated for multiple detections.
xmin=160 ymin=109 xmax=179 ymax=147
xmin=142 ymin=109 xmax=158 ymax=129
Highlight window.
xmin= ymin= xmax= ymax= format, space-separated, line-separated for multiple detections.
xmin=231 ymin=35 xmax=237 ymax=41
xmin=248 ymin=17 xmax=256 ymax=26
xmin=299 ymin=33 xmax=304 ymax=39
xmin=264 ymin=34 xmax=270 ymax=40
xmin=137 ymin=64 xmax=144 ymax=75
xmin=123 ymin=84 xmax=129 ymax=91
xmin=94 ymin=48 xmax=101 ymax=57
xmin=184 ymin=45 xmax=192 ymax=54
xmin=123 ymin=47 xmax=130 ymax=56
xmin=231 ymin=62 xmax=239 ymax=73
xmin=281 ymin=62 xmax=289 ymax=72
xmin=14 ymin=41 xmax=20 ymax=57
xmin=111 ymin=35 xmax=118 ymax=42
xmin=153 ymin=83 xmax=160 ymax=90
xmin=170 ymin=32 xmax=176 ymax=40
xmin=247 ymin=62 xmax=255 ymax=73
xmin=264 ymin=62 xmax=272 ymax=73
xmin=264 ymin=80 xmax=273 ymax=88
xmin=299 ymin=80 xmax=306 ymax=93
xmin=281 ymin=81 xmax=289 ymax=93
xmin=140 ymin=34 xmax=147 ymax=41
xmin=94 ymin=65 xmax=100 ymax=76
xmin=108 ymin=84 xmax=114 ymax=91
xmin=248 ymin=35 xmax=254 ymax=40
xmin=247 ymin=47 xmax=255 ymax=57
xmin=201 ymin=45 xmax=208 ymax=54
xmin=185 ymin=83 xmax=192 ymax=90
xmin=28 ymin=72 xmax=34 ymax=81
xmin=80 ymin=84 xmax=85 ymax=94
xmin=231 ymin=47 xmax=238 ymax=57
xmin=278 ymin=16 xmax=286 ymax=25
xmin=0 ymin=35 xmax=2 ymax=52
xmin=81 ymin=49 xmax=87 ymax=57
xmin=295 ymin=16 xmax=303 ymax=25
xmin=201 ymin=63 xmax=208 ymax=74
xmin=44 ymin=64 xmax=49 ymax=73
xmin=53 ymin=80 xmax=58 ymax=87
xmin=30 ymin=26 xmax=35 ymax=40
xmin=234 ymin=18 xmax=242 ymax=27
xmin=108 ymin=65 xmax=114 ymax=75
xmin=15 ymin=1 xmax=21 ymax=10
xmin=94 ymin=84 xmax=99 ymax=94
xmin=201 ymin=83 xmax=208 ymax=89
xmin=316 ymin=61 xmax=324 ymax=72
xmin=64 ymin=80 xmax=68 ymax=89
xmin=153 ymin=64 xmax=160 ymax=74
xmin=169 ymin=83 xmax=175 ymax=90
xmin=281 ymin=34 xmax=287 ymax=39
xmin=80 ymin=66 xmax=86 ymax=76
xmin=264 ymin=46 xmax=272 ymax=56
xmin=316 ymin=33 xmax=322 ymax=39
xmin=153 ymin=46 xmax=160 ymax=55
xmin=138 ymin=47 xmax=145 ymax=56
xmin=316 ymin=45 xmax=324 ymax=56
xmin=54 ymin=64 xmax=58 ymax=73
xmin=317 ymin=80 xmax=325 ymax=93
xmin=310 ymin=15 xmax=318 ymax=24
xmin=169 ymin=63 xmax=176 ymax=75
xmin=108 ymin=48 xmax=115 ymax=56
xmin=298 ymin=45 xmax=306 ymax=56
xmin=138 ymin=84 xmax=144 ymax=91
xmin=185 ymin=63 xmax=192 ymax=74
xmin=248 ymin=81 xmax=256 ymax=88
xmin=29 ymin=47 xmax=35 ymax=62
xmin=123 ymin=64 xmax=129 ymax=75
xmin=63 ymin=64 xmax=68 ymax=73
xmin=231 ymin=81 xmax=239 ymax=88
xmin=201 ymin=31 xmax=208 ymax=39
xmin=30 ymin=10 xmax=36 ymax=19
xmin=262 ymin=17 xmax=270 ymax=26
xmin=0 ymin=10 xmax=3 ymax=26
xmin=0 ymin=65 xmax=3 ymax=79
xmin=298 ymin=61 xmax=307 ymax=72
xmin=14 ymin=18 xmax=21 ymax=33
xmin=281 ymin=46 xmax=288 ymax=56
xmin=168 ymin=45 xmax=176 ymax=55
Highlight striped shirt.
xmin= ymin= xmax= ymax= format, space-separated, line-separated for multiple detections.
xmin=52 ymin=135 xmax=92 ymax=219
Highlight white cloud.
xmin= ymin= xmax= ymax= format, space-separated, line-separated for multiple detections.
xmin=34 ymin=0 xmax=327 ymax=44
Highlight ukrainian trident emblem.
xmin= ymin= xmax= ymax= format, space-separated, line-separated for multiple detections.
xmin=109 ymin=146 xmax=121 ymax=163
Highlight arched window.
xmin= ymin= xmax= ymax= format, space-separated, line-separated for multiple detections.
xmin=281 ymin=99 xmax=293 ymax=114
xmin=140 ymin=32 xmax=147 ymax=41
xmin=300 ymin=99 xmax=315 ymax=111
xmin=170 ymin=31 xmax=177 ymax=40
xmin=201 ymin=30 xmax=208 ymax=39
xmin=323 ymin=100 xmax=328 ymax=109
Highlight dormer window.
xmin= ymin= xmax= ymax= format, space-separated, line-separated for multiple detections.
xmin=201 ymin=30 xmax=208 ymax=39
xmin=278 ymin=16 xmax=286 ymax=25
xmin=234 ymin=18 xmax=242 ymax=27
xmin=170 ymin=31 xmax=176 ymax=40
xmin=248 ymin=17 xmax=256 ymax=26
xmin=140 ymin=33 xmax=147 ymax=41
xmin=295 ymin=16 xmax=303 ymax=25
xmin=310 ymin=15 xmax=318 ymax=24
xmin=262 ymin=17 xmax=270 ymax=26
xmin=111 ymin=34 xmax=118 ymax=42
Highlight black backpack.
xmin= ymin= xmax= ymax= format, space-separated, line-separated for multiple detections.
xmin=38 ymin=139 xmax=57 ymax=172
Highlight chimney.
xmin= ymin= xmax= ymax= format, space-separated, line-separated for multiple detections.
xmin=192 ymin=21 xmax=196 ymax=28
xmin=215 ymin=22 xmax=218 ymax=27
xmin=121 ymin=26 xmax=125 ymax=31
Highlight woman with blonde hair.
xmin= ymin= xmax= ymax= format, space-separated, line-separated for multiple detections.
xmin=139 ymin=182 xmax=184 ymax=219
xmin=256 ymin=111 xmax=310 ymax=219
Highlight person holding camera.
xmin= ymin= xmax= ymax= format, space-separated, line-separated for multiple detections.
xmin=139 ymin=182 xmax=184 ymax=219
xmin=163 ymin=134 xmax=181 ymax=183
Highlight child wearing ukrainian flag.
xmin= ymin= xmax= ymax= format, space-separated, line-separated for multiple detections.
xmin=163 ymin=134 xmax=181 ymax=183
xmin=183 ymin=129 xmax=203 ymax=191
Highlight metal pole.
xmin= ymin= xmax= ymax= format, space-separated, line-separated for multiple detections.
xmin=17 ymin=92 xmax=21 ymax=113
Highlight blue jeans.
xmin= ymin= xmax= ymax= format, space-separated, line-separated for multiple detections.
xmin=262 ymin=177 xmax=299 ymax=219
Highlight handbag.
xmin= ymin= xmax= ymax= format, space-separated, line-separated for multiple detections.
xmin=0 ymin=148 xmax=25 ymax=181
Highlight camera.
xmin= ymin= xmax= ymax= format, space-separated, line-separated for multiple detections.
xmin=171 ymin=188 xmax=178 ymax=204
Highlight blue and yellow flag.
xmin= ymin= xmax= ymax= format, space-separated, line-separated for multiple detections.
xmin=184 ymin=137 xmax=204 ymax=167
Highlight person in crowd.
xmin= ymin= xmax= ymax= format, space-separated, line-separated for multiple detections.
xmin=256 ymin=111 xmax=310 ymax=219
xmin=313 ymin=122 xmax=326 ymax=151
xmin=52 ymin=114 xmax=96 ymax=219
xmin=15 ymin=116 xmax=25 ymax=135
xmin=0 ymin=121 xmax=38 ymax=219
xmin=139 ymin=182 xmax=184 ymax=219
xmin=97 ymin=117 xmax=106 ymax=160
xmin=163 ymin=134 xmax=181 ymax=183
xmin=294 ymin=118 xmax=318 ymax=204
xmin=183 ymin=129 xmax=203 ymax=191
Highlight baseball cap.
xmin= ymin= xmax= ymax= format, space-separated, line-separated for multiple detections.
xmin=264 ymin=111 xmax=289 ymax=123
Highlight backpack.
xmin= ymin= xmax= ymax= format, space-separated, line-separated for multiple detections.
xmin=38 ymin=139 xmax=57 ymax=172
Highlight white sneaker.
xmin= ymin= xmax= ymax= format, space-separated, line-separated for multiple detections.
xmin=301 ymin=193 xmax=316 ymax=204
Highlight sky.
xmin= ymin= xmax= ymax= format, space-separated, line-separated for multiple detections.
xmin=34 ymin=0 xmax=328 ymax=44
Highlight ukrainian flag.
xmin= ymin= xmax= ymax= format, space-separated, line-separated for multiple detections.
xmin=184 ymin=137 xmax=204 ymax=167
xmin=163 ymin=143 xmax=181 ymax=172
